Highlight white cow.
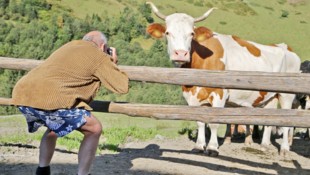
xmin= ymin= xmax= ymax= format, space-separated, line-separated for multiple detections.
xmin=146 ymin=2 xmax=301 ymax=156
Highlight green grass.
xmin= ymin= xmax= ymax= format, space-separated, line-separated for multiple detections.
xmin=0 ymin=113 xmax=229 ymax=153
xmin=0 ymin=113 xmax=199 ymax=152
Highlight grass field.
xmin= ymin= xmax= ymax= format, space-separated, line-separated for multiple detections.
xmin=0 ymin=113 xmax=196 ymax=152
xmin=53 ymin=0 xmax=310 ymax=60
xmin=0 ymin=112 xmax=229 ymax=152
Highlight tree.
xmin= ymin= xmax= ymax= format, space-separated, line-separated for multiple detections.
xmin=0 ymin=0 xmax=9 ymax=9
xmin=138 ymin=3 xmax=154 ymax=23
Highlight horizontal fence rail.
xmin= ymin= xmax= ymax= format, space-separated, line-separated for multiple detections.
xmin=1 ymin=57 xmax=310 ymax=128
xmin=1 ymin=98 xmax=310 ymax=128
xmin=1 ymin=57 xmax=310 ymax=94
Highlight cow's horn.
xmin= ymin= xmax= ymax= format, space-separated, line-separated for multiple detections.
xmin=146 ymin=2 xmax=166 ymax=20
xmin=194 ymin=8 xmax=217 ymax=23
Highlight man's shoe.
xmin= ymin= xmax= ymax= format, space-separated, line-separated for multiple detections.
xmin=35 ymin=166 xmax=50 ymax=175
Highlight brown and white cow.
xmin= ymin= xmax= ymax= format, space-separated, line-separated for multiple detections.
xmin=146 ymin=2 xmax=301 ymax=156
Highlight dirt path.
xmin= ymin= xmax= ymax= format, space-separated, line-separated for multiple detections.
xmin=1 ymin=135 xmax=310 ymax=175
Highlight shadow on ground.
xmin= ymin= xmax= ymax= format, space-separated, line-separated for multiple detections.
xmin=1 ymin=138 xmax=310 ymax=175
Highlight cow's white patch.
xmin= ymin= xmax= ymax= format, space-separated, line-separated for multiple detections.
xmin=210 ymin=90 xmax=228 ymax=107
xmin=183 ymin=87 xmax=207 ymax=106
xmin=305 ymin=96 xmax=310 ymax=110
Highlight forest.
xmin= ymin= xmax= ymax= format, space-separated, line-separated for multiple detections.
xmin=0 ymin=0 xmax=309 ymax=114
xmin=0 ymin=0 xmax=186 ymax=114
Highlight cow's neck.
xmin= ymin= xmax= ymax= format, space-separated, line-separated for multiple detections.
xmin=184 ymin=38 xmax=225 ymax=70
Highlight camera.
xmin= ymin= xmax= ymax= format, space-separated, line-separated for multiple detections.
xmin=107 ymin=47 xmax=113 ymax=56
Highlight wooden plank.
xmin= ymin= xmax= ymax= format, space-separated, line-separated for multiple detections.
xmin=0 ymin=57 xmax=41 ymax=71
xmin=106 ymin=102 xmax=310 ymax=128
xmin=1 ymin=57 xmax=310 ymax=94
xmin=2 ymin=98 xmax=309 ymax=127
xmin=0 ymin=97 xmax=12 ymax=106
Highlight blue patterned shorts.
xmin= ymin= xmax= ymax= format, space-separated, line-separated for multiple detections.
xmin=18 ymin=106 xmax=91 ymax=137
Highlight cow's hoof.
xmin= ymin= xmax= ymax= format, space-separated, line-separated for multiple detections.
xmin=280 ymin=149 xmax=290 ymax=157
xmin=204 ymin=149 xmax=219 ymax=157
xmin=260 ymin=144 xmax=269 ymax=152
xmin=224 ymin=137 xmax=231 ymax=144
xmin=192 ymin=145 xmax=205 ymax=153
xmin=191 ymin=148 xmax=204 ymax=153
xmin=244 ymin=137 xmax=253 ymax=146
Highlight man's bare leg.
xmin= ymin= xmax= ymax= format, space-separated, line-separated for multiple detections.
xmin=77 ymin=114 xmax=102 ymax=175
xmin=36 ymin=129 xmax=57 ymax=175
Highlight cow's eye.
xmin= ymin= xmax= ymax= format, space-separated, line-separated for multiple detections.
xmin=190 ymin=32 xmax=195 ymax=37
xmin=165 ymin=31 xmax=169 ymax=36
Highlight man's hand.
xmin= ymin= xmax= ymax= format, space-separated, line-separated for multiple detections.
xmin=109 ymin=47 xmax=118 ymax=64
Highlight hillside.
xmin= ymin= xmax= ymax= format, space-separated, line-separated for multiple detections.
xmin=55 ymin=0 xmax=310 ymax=60
xmin=0 ymin=0 xmax=309 ymax=114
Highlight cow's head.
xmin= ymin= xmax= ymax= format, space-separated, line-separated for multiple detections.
xmin=146 ymin=2 xmax=216 ymax=67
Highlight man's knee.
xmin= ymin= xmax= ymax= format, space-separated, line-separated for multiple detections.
xmin=81 ymin=115 xmax=103 ymax=136
xmin=92 ymin=122 xmax=103 ymax=136
xmin=45 ymin=130 xmax=58 ymax=139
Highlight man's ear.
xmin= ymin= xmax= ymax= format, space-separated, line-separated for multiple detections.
xmin=100 ymin=43 xmax=105 ymax=52
xmin=146 ymin=23 xmax=166 ymax=38
xmin=194 ymin=26 xmax=213 ymax=42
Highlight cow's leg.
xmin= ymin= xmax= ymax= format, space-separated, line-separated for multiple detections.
xmin=288 ymin=127 xmax=294 ymax=146
xmin=184 ymin=90 xmax=207 ymax=153
xmin=245 ymin=125 xmax=253 ymax=146
xmin=280 ymin=127 xmax=290 ymax=156
xmin=224 ymin=124 xmax=232 ymax=144
xmin=232 ymin=124 xmax=242 ymax=138
xmin=205 ymin=123 xmax=219 ymax=156
xmin=252 ymin=125 xmax=260 ymax=140
xmin=261 ymin=98 xmax=279 ymax=148
xmin=278 ymin=93 xmax=296 ymax=156
xmin=304 ymin=96 xmax=310 ymax=140
xmin=261 ymin=126 xmax=272 ymax=148
xmin=193 ymin=121 xmax=206 ymax=152
xmin=233 ymin=124 xmax=238 ymax=136
xmin=205 ymin=91 xmax=228 ymax=156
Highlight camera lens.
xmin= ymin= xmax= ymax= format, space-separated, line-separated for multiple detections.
xmin=107 ymin=48 xmax=113 ymax=56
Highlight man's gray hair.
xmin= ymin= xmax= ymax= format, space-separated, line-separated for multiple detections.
xmin=82 ymin=31 xmax=108 ymax=46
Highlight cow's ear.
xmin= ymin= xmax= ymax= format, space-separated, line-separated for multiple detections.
xmin=194 ymin=26 xmax=213 ymax=42
xmin=146 ymin=23 xmax=166 ymax=38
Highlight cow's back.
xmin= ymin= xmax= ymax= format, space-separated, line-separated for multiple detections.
xmin=214 ymin=34 xmax=300 ymax=73
xmin=191 ymin=33 xmax=301 ymax=107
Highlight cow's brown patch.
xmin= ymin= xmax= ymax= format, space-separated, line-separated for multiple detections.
xmin=191 ymin=33 xmax=225 ymax=70
xmin=232 ymin=36 xmax=261 ymax=57
xmin=197 ymin=88 xmax=224 ymax=105
xmin=182 ymin=85 xmax=196 ymax=95
xmin=253 ymin=91 xmax=267 ymax=106
xmin=146 ymin=23 xmax=166 ymax=38
xmin=182 ymin=29 xmax=225 ymax=105
xmin=182 ymin=86 xmax=224 ymax=106
xmin=287 ymin=45 xmax=293 ymax=52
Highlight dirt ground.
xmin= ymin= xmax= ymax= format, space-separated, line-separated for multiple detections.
xmin=1 ymin=133 xmax=310 ymax=175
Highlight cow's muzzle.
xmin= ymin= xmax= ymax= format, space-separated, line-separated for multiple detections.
xmin=171 ymin=50 xmax=190 ymax=65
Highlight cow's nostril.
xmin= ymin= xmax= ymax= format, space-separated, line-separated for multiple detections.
xmin=175 ymin=51 xmax=179 ymax=55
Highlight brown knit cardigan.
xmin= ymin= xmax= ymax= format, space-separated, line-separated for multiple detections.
xmin=12 ymin=40 xmax=129 ymax=110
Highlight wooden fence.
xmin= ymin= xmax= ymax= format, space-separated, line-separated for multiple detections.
xmin=1 ymin=57 xmax=310 ymax=128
